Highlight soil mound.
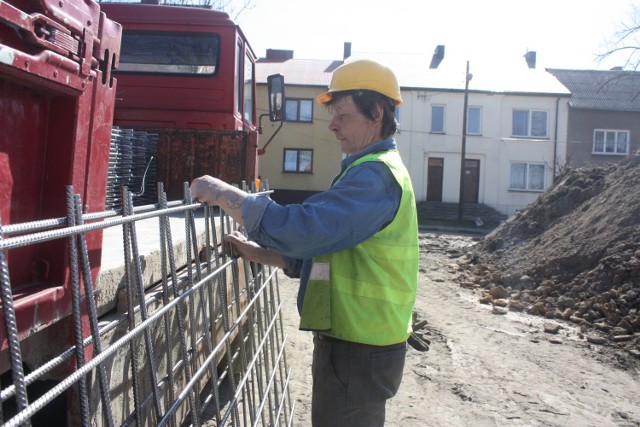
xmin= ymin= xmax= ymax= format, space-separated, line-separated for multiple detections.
xmin=460 ymin=154 xmax=640 ymax=368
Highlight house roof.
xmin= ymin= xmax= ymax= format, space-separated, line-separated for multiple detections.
xmin=256 ymin=58 xmax=338 ymax=87
xmin=355 ymin=52 xmax=569 ymax=95
xmin=256 ymin=52 xmax=570 ymax=96
xmin=402 ymin=62 xmax=570 ymax=95
xmin=547 ymin=68 xmax=640 ymax=112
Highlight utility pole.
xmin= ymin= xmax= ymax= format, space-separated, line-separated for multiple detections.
xmin=458 ymin=61 xmax=472 ymax=222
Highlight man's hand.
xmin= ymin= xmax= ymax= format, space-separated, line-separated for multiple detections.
xmin=224 ymin=231 xmax=262 ymax=260
xmin=224 ymin=231 xmax=287 ymax=269
xmin=190 ymin=175 xmax=246 ymax=225
xmin=190 ymin=175 xmax=229 ymax=206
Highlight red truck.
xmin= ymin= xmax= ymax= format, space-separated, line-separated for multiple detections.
xmin=101 ymin=2 xmax=278 ymax=201
xmin=0 ymin=1 xmax=289 ymax=425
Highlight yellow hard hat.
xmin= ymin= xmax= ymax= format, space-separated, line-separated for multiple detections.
xmin=316 ymin=59 xmax=403 ymax=106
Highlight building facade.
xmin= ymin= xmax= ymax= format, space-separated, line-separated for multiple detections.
xmin=548 ymin=69 xmax=640 ymax=168
xmin=256 ymin=50 xmax=571 ymax=216
xmin=256 ymin=53 xmax=342 ymax=204
xmin=397 ymin=61 xmax=570 ymax=215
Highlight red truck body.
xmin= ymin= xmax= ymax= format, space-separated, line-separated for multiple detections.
xmin=100 ymin=3 xmax=259 ymax=200
xmin=0 ymin=0 xmax=121 ymax=349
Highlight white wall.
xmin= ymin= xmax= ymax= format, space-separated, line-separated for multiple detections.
xmin=397 ymin=89 xmax=569 ymax=216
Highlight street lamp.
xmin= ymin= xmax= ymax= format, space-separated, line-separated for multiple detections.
xmin=458 ymin=61 xmax=472 ymax=222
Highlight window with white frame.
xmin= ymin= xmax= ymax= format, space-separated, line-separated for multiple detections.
xmin=431 ymin=105 xmax=445 ymax=133
xmin=285 ymin=99 xmax=313 ymax=123
xmin=510 ymin=162 xmax=545 ymax=191
xmin=466 ymin=106 xmax=482 ymax=135
xmin=283 ymin=148 xmax=313 ymax=173
xmin=593 ymin=129 xmax=629 ymax=155
xmin=512 ymin=109 xmax=548 ymax=138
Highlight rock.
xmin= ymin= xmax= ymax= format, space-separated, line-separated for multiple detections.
xmin=492 ymin=306 xmax=509 ymax=315
xmin=570 ymin=316 xmax=591 ymax=327
xmin=617 ymin=319 xmax=633 ymax=333
xmin=489 ymin=285 xmax=510 ymax=299
xmin=545 ymin=309 xmax=562 ymax=319
xmin=586 ymin=335 xmax=607 ymax=345
xmin=548 ymin=336 xmax=563 ymax=344
xmin=529 ymin=302 xmax=547 ymax=316
xmin=543 ymin=322 xmax=561 ymax=334
xmin=519 ymin=275 xmax=534 ymax=289
xmin=508 ymin=301 xmax=525 ymax=312
xmin=493 ymin=299 xmax=509 ymax=307
xmin=557 ymin=296 xmax=577 ymax=309
xmin=594 ymin=323 xmax=613 ymax=332
xmin=612 ymin=335 xmax=633 ymax=342
xmin=612 ymin=327 xmax=630 ymax=336
xmin=629 ymin=318 xmax=640 ymax=333
xmin=520 ymin=293 xmax=533 ymax=303
xmin=478 ymin=294 xmax=493 ymax=305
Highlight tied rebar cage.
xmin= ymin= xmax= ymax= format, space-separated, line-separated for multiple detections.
xmin=0 ymin=182 xmax=294 ymax=426
xmin=106 ymin=127 xmax=159 ymax=211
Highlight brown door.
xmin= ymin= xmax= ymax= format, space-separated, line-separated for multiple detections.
xmin=427 ymin=157 xmax=444 ymax=202
xmin=463 ymin=159 xmax=480 ymax=203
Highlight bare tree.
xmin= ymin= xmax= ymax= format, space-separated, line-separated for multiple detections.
xmin=197 ymin=0 xmax=253 ymax=20
xmin=544 ymin=154 xmax=573 ymax=184
xmin=136 ymin=0 xmax=254 ymax=20
xmin=597 ymin=3 xmax=640 ymax=71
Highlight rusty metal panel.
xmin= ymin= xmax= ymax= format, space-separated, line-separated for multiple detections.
xmin=154 ymin=128 xmax=254 ymax=201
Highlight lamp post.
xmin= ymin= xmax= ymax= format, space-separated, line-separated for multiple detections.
xmin=458 ymin=61 xmax=472 ymax=221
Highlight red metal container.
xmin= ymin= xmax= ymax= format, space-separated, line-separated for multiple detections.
xmin=0 ymin=0 xmax=121 ymax=352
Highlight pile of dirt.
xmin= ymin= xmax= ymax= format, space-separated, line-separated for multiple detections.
xmin=458 ymin=154 xmax=640 ymax=368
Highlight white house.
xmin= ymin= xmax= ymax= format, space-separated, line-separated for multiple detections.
xmin=363 ymin=53 xmax=571 ymax=216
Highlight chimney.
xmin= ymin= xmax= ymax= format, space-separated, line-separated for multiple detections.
xmin=429 ymin=45 xmax=445 ymax=69
xmin=343 ymin=42 xmax=352 ymax=60
xmin=524 ymin=51 xmax=536 ymax=69
xmin=264 ymin=49 xmax=294 ymax=62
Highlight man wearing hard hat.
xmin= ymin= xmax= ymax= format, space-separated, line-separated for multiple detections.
xmin=191 ymin=59 xmax=419 ymax=427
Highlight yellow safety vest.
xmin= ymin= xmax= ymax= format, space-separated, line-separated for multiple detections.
xmin=299 ymin=150 xmax=419 ymax=345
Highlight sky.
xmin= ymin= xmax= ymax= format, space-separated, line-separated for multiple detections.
xmin=234 ymin=0 xmax=638 ymax=71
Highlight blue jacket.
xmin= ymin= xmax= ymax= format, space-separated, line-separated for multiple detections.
xmin=242 ymin=138 xmax=402 ymax=311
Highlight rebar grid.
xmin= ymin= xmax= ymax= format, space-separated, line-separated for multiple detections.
xmin=0 ymin=184 xmax=294 ymax=426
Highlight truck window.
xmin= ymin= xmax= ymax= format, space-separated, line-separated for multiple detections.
xmin=244 ymin=51 xmax=254 ymax=123
xmin=118 ymin=31 xmax=220 ymax=75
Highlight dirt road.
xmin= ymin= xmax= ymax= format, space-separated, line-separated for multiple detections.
xmin=278 ymin=232 xmax=640 ymax=427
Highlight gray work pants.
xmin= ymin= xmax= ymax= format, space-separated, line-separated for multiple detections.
xmin=311 ymin=333 xmax=407 ymax=427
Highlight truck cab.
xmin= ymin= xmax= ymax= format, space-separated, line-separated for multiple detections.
xmin=101 ymin=3 xmax=261 ymax=200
